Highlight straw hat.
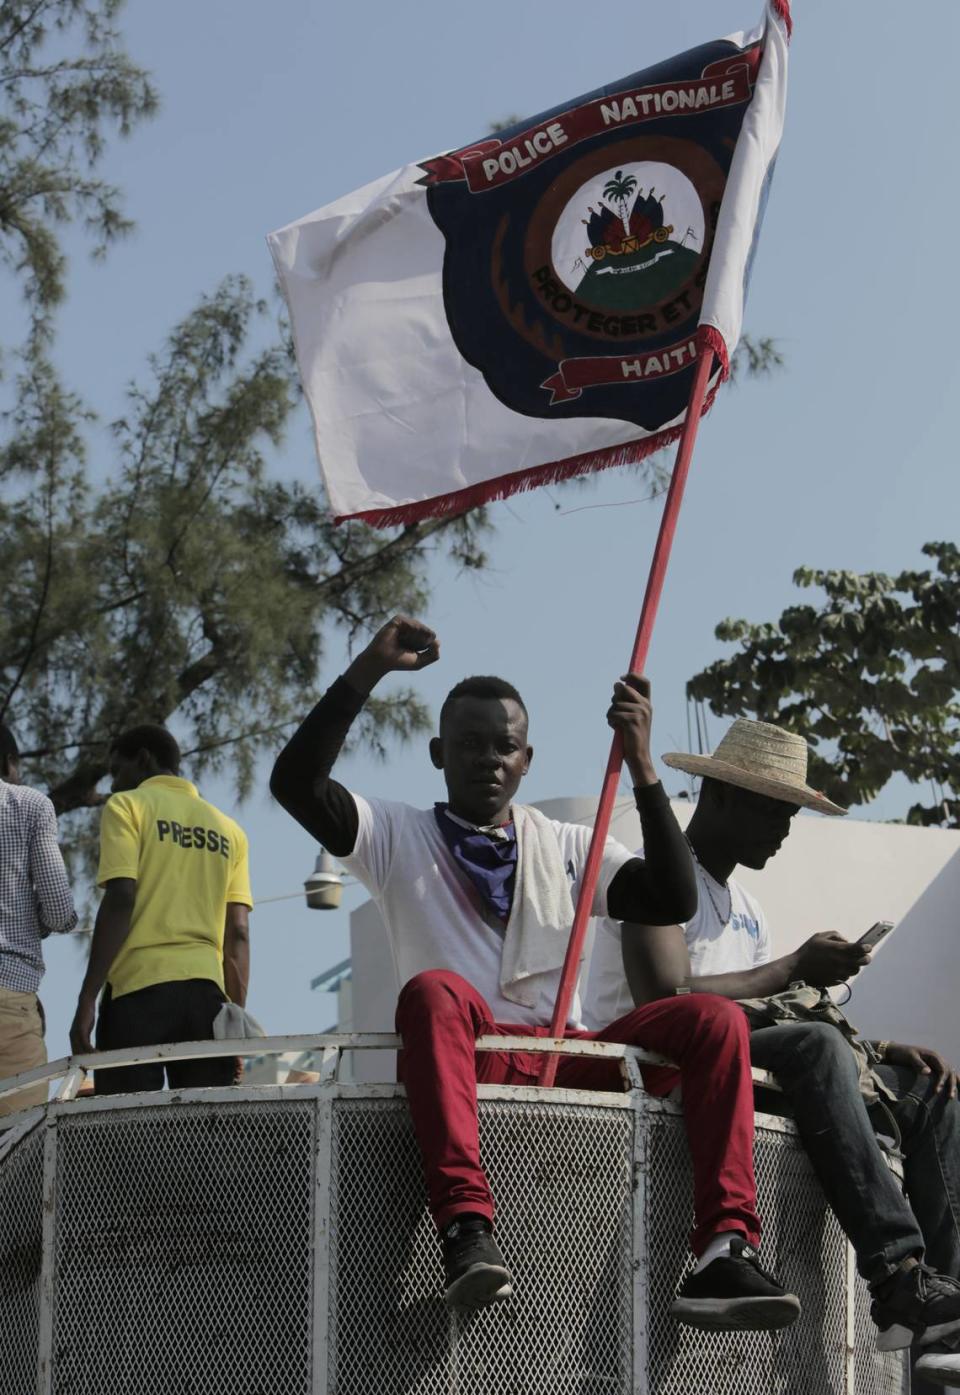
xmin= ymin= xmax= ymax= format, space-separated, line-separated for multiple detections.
xmin=662 ymin=718 xmax=847 ymax=816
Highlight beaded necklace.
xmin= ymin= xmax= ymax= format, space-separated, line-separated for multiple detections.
xmin=685 ymin=837 xmax=732 ymax=926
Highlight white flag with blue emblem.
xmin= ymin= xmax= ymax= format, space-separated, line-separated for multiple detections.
xmin=269 ymin=1 xmax=789 ymax=527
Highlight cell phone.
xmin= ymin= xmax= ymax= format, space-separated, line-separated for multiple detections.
xmin=857 ymin=920 xmax=895 ymax=951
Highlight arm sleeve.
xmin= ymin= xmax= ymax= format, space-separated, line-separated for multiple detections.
xmin=226 ymin=827 xmax=254 ymax=908
xmin=605 ymin=783 xmax=698 ymax=925
xmin=269 ymin=676 xmax=366 ymax=855
xmin=96 ymin=794 xmax=141 ymax=886
xmin=29 ymin=798 xmax=78 ymax=935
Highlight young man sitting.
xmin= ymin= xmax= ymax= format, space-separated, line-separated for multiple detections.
xmin=586 ymin=716 xmax=960 ymax=1387
xmin=270 ymin=617 xmax=800 ymax=1330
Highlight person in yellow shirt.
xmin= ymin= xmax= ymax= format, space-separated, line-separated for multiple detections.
xmin=69 ymin=724 xmax=254 ymax=1093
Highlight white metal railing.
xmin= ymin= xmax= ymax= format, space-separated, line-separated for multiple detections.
xmin=0 ymin=1032 xmax=783 ymax=1111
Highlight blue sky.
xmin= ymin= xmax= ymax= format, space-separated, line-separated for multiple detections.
xmin=23 ymin=0 xmax=960 ymax=1057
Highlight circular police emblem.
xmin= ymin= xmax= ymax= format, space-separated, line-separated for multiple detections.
xmin=419 ymin=37 xmax=759 ymax=426
xmin=551 ymin=161 xmax=705 ymax=310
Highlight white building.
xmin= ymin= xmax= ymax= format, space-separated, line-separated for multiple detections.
xmin=347 ymin=796 xmax=960 ymax=1071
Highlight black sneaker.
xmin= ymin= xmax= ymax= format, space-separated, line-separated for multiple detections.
xmin=441 ymin=1214 xmax=512 ymax=1310
xmin=872 ymin=1263 xmax=960 ymax=1351
xmin=669 ymin=1237 xmax=802 ymax=1332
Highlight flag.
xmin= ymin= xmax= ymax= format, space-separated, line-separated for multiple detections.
xmin=269 ymin=2 xmax=790 ymax=527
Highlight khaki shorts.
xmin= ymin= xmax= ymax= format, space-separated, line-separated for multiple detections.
xmin=0 ymin=985 xmax=48 ymax=1117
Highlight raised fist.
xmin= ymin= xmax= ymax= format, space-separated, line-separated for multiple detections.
xmin=346 ymin=615 xmax=440 ymax=693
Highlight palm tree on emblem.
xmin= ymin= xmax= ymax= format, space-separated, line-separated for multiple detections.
xmin=602 ymin=168 xmax=638 ymax=235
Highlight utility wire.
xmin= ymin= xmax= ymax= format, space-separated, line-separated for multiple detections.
xmin=258 ymin=879 xmax=359 ymax=906
xmin=74 ymin=879 xmax=359 ymax=933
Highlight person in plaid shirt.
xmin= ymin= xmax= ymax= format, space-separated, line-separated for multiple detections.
xmin=0 ymin=723 xmax=77 ymax=1116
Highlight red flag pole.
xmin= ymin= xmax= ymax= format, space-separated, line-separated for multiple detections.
xmin=539 ymin=332 xmax=719 ymax=1086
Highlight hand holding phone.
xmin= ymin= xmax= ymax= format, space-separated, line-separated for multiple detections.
xmin=857 ymin=920 xmax=895 ymax=952
xmin=794 ymin=931 xmax=873 ymax=986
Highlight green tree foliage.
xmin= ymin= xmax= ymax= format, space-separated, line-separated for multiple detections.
xmin=0 ymin=277 xmax=489 ymax=838
xmin=687 ymin=544 xmax=960 ymax=826
xmin=0 ymin=0 xmax=158 ymax=341
xmin=727 ymin=335 xmax=784 ymax=384
xmin=0 ymin=3 xmax=486 ymax=876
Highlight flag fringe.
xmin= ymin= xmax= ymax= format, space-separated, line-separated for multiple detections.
xmin=336 ymin=328 xmax=727 ymax=529
xmin=771 ymin=0 xmax=793 ymax=39
xmin=697 ymin=324 xmax=730 ymax=380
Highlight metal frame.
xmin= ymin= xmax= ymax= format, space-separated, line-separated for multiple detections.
xmin=0 ymin=1034 xmax=904 ymax=1395
xmin=35 ymin=1112 xmax=58 ymax=1395
xmin=312 ymin=1096 xmax=333 ymax=1395
xmin=0 ymin=1030 xmax=782 ymax=1107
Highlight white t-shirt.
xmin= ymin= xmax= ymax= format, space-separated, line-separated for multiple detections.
xmin=341 ymin=794 xmax=634 ymax=1028
xmin=583 ymin=857 xmax=770 ymax=1029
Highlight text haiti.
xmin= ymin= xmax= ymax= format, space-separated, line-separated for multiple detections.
xmin=479 ymin=81 xmax=739 ymax=185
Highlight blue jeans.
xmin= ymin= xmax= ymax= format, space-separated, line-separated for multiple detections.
xmin=749 ymin=1020 xmax=960 ymax=1285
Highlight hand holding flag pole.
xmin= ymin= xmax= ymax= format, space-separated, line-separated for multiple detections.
xmin=538 ymin=333 xmax=717 ymax=1086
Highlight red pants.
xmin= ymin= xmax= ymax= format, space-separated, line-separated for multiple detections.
xmin=395 ymin=970 xmax=760 ymax=1257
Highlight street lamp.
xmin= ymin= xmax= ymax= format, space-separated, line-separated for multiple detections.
xmin=304 ymin=848 xmax=346 ymax=911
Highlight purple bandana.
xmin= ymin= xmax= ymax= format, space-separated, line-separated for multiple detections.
xmin=434 ymin=804 xmax=517 ymax=923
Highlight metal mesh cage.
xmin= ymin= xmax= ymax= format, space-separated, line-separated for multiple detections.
xmin=328 ymin=1091 xmax=908 ymax=1395
xmin=328 ymin=1094 xmax=635 ymax=1395
xmin=645 ymin=1101 xmax=907 ymax=1395
xmin=51 ymin=1100 xmax=316 ymax=1394
xmin=853 ymin=1266 xmax=910 ymax=1395
xmin=0 ymin=1075 xmax=911 ymax=1394
xmin=0 ymin=1122 xmax=43 ymax=1394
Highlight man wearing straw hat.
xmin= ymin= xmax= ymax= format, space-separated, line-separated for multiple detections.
xmin=586 ymin=717 xmax=960 ymax=1388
